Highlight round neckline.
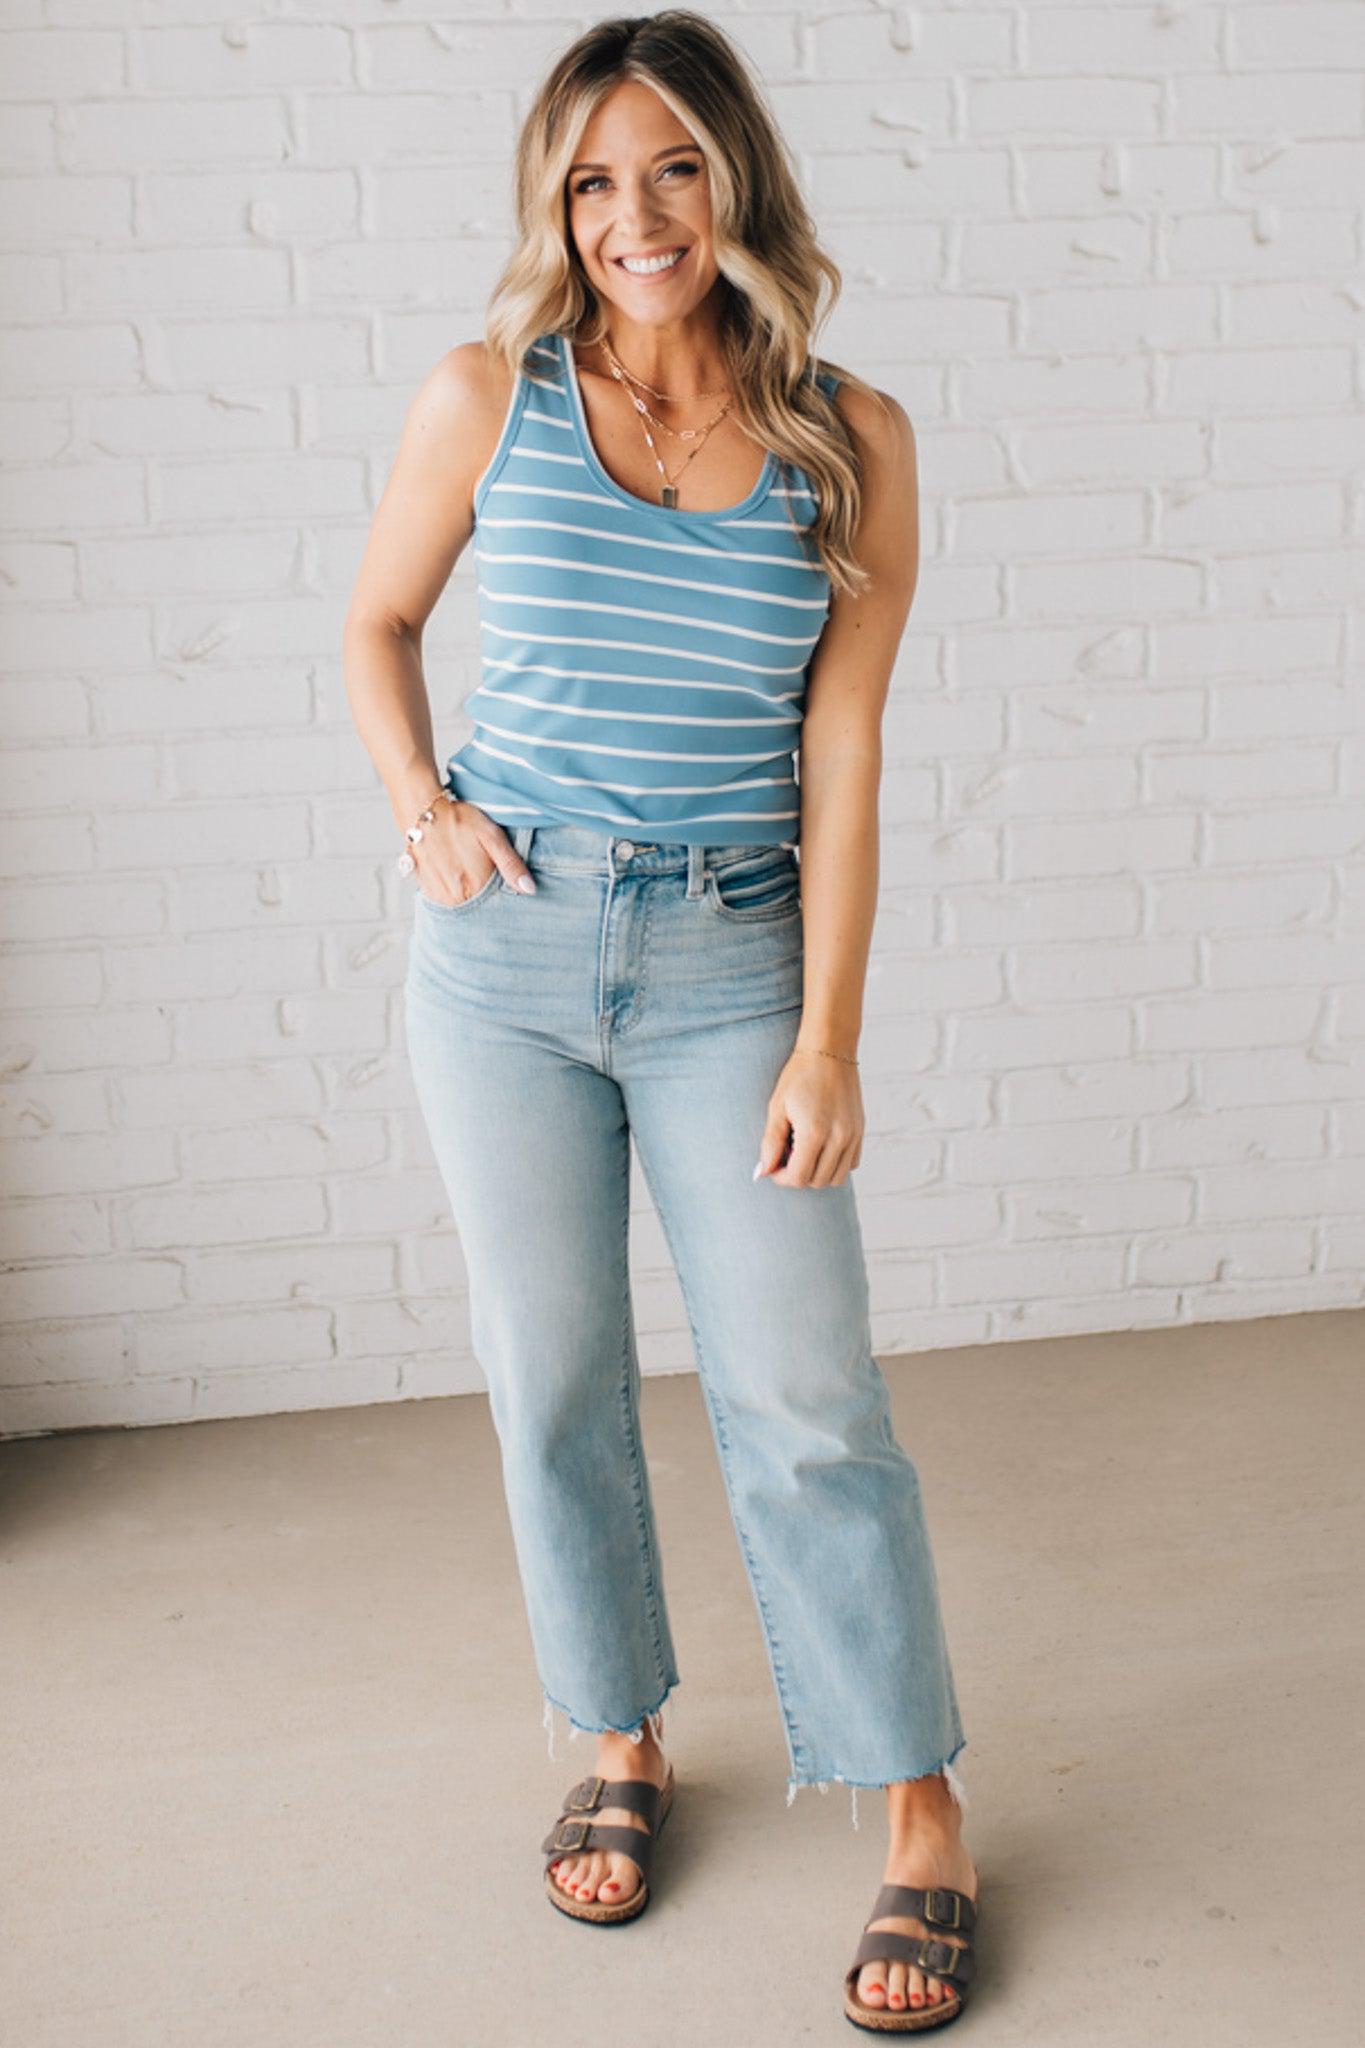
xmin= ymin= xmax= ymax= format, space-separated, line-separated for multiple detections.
xmin=556 ymin=331 xmax=777 ymax=522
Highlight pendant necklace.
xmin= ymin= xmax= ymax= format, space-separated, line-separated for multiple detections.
xmin=596 ymin=338 xmax=733 ymax=509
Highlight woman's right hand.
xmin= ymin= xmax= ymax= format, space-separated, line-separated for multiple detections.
xmin=414 ymin=798 xmax=536 ymax=906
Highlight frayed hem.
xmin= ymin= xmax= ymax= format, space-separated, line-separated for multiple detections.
xmin=540 ymin=1677 xmax=677 ymax=1762
xmin=784 ymin=1742 xmax=968 ymax=1832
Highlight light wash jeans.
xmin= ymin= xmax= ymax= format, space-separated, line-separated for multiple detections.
xmin=403 ymin=823 xmax=968 ymax=1822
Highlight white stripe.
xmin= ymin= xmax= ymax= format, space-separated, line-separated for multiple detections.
xmin=503 ymin=446 xmax=588 ymax=471
xmin=476 ymin=584 xmax=819 ymax=648
xmin=477 ymin=618 xmax=810 ymax=677
xmin=465 ymin=684 xmax=800 ymax=729
xmin=480 ymin=657 xmax=803 ymax=706
xmin=475 ymin=548 xmax=829 ymax=613
xmin=451 ymin=776 xmax=800 ymax=831
xmin=467 ymin=733 xmax=801 ymax=787
xmin=476 ymin=513 xmax=825 ymax=574
xmin=486 ymin=479 xmax=819 ymax=536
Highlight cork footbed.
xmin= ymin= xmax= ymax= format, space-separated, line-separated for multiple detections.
xmin=543 ymin=1765 xmax=675 ymax=1925
xmin=843 ymin=1974 xmax=963 ymax=2032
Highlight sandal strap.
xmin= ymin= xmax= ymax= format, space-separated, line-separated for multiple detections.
xmin=848 ymin=1928 xmax=976 ymax=1988
xmin=548 ymin=1773 xmax=664 ymax=1829
xmin=540 ymin=1772 xmax=669 ymax=1874
xmin=867 ymin=1882 xmax=977 ymax=1936
xmin=541 ymin=1817 xmax=661 ymax=1873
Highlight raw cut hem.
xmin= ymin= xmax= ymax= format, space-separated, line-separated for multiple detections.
xmin=785 ymin=1737 xmax=968 ymax=1831
xmin=540 ymin=1675 xmax=678 ymax=1762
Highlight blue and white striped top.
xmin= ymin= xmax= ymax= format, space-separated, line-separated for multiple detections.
xmin=443 ymin=329 xmax=840 ymax=847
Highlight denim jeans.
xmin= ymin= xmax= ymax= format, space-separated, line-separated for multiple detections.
xmin=403 ymin=823 xmax=967 ymax=1820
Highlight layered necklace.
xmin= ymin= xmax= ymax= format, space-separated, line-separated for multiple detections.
xmin=595 ymin=335 xmax=733 ymax=509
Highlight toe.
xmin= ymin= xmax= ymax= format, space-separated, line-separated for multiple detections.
xmin=885 ymin=1961 xmax=907 ymax=2012
xmin=906 ymin=1963 xmax=925 ymax=2007
xmin=856 ymin=1962 xmax=887 ymax=2008
xmin=599 ymin=1851 xmax=640 ymax=1903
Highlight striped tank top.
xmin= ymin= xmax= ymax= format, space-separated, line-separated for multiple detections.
xmin=443 ymin=329 xmax=840 ymax=848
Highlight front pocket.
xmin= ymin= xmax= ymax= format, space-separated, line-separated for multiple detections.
xmin=417 ymin=861 xmax=504 ymax=915
xmin=704 ymin=850 xmax=801 ymax=922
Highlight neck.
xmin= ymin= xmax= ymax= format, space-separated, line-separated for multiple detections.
xmin=587 ymin=312 xmax=727 ymax=399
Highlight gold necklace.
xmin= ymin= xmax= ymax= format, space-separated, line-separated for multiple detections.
xmin=598 ymin=338 xmax=729 ymax=403
xmin=597 ymin=339 xmax=732 ymax=508
xmin=600 ymin=339 xmax=729 ymax=438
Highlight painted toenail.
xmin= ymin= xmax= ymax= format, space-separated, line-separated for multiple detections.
xmin=603 ymin=1883 xmax=618 ymax=1892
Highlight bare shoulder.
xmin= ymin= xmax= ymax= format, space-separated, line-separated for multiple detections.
xmin=828 ymin=375 xmax=916 ymax=478
xmin=825 ymin=376 xmax=918 ymax=580
xmin=423 ymin=338 xmax=515 ymax=420
xmin=404 ymin=339 xmax=519 ymax=515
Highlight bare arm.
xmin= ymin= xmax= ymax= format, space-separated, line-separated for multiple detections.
xmin=755 ymin=381 xmax=919 ymax=1188
xmin=797 ymin=383 xmax=919 ymax=1060
xmin=342 ymin=343 xmax=531 ymax=896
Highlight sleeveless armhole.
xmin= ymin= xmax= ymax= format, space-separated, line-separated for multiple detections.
xmin=471 ymin=347 xmax=534 ymax=522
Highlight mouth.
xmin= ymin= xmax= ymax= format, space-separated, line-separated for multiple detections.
xmin=613 ymin=246 xmax=689 ymax=280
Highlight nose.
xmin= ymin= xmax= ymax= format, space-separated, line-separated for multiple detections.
xmin=616 ymin=175 xmax=667 ymax=233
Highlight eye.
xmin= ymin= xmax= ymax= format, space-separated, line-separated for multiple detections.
xmin=571 ymin=160 xmax=700 ymax=197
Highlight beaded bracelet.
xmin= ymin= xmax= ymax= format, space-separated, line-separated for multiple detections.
xmin=395 ymin=780 xmax=456 ymax=878
xmin=793 ymin=1046 xmax=859 ymax=1066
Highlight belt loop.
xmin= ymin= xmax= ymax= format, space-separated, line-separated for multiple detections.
xmin=513 ymin=825 xmax=535 ymax=861
xmin=686 ymin=844 xmax=706 ymax=899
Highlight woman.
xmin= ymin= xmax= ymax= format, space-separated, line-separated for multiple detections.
xmin=343 ymin=11 xmax=979 ymax=2032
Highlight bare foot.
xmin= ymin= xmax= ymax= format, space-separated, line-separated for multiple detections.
xmin=547 ymin=1713 xmax=671 ymax=1907
xmin=855 ymin=1771 xmax=978 ymax=2017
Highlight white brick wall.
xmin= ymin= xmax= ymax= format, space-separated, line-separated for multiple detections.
xmin=3 ymin=2 xmax=1363 ymax=1436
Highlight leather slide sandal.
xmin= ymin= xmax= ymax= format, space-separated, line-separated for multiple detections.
xmin=541 ymin=1764 xmax=676 ymax=1925
xmin=843 ymin=1882 xmax=979 ymax=2032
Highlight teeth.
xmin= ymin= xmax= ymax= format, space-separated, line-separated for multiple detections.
xmin=619 ymin=248 xmax=684 ymax=275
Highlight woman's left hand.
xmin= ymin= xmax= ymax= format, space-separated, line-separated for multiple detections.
xmin=753 ymin=1048 xmax=863 ymax=1189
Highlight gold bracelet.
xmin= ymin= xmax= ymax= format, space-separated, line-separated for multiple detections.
xmin=792 ymin=1045 xmax=859 ymax=1066
xmin=395 ymin=780 xmax=455 ymax=878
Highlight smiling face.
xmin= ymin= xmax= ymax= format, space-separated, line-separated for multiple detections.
xmin=565 ymin=78 xmax=722 ymax=334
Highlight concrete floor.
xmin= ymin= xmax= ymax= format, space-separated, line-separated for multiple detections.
xmin=2 ymin=1309 xmax=1360 ymax=2048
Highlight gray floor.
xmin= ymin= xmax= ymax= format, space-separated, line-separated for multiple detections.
xmin=3 ymin=1310 xmax=1360 ymax=2047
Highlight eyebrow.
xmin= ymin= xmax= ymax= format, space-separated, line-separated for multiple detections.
xmin=568 ymin=144 xmax=701 ymax=174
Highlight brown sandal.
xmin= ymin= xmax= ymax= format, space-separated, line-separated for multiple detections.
xmin=843 ymin=1882 xmax=979 ymax=2032
xmin=541 ymin=1764 xmax=676 ymax=1925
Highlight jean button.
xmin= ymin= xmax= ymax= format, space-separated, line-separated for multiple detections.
xmin=616 ymin=839 xmax=636 ymax=860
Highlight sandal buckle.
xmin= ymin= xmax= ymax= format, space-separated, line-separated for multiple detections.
xmin=923 ymin=1887 xmax=962 ymax=1930
xmin=562 ymin=1775 xmax=604 ymax=1813
xmin=549 ymin=1817 xmax=591 ymax=1853
xmin=920 ymin=1938 xmax=961 ymax=1977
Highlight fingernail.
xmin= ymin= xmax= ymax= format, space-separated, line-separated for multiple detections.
xmin=516 ymin=874 xmax=537 ymax=893
xmin=752 ymin=1161 xmax=763 ymax=1179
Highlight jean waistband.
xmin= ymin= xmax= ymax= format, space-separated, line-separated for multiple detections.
xmin=507 ymin=823 xmax=799 ymax=880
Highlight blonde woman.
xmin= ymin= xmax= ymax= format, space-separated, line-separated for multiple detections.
xmin=344 ymin=11 xmax=979 ymax=2032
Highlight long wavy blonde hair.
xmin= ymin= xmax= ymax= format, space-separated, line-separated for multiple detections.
xmin=483 ymin=9 xmax=889 ymax=599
